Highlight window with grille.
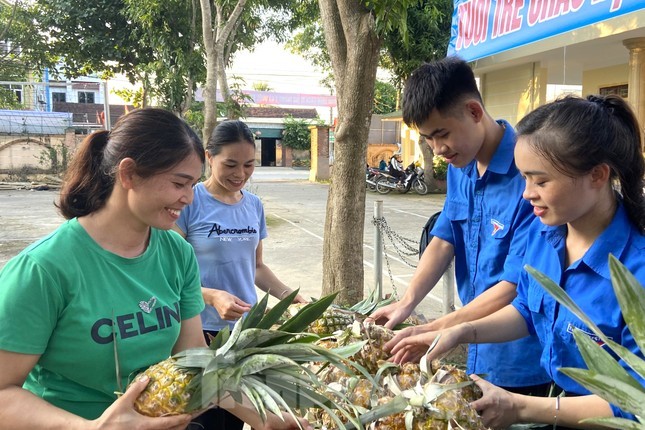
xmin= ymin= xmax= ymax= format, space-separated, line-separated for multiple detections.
xmin=599 ymin=84 xmax=628 ymax=98
xmin=52 ymin=92 xmax=66 ymax=103
xmin=78 ymin=91 xmax=95 ymax=103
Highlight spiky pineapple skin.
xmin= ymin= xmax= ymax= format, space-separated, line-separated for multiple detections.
xmin=133 ymin=358 xmax=198 ymax=417
xmin=287 ymin=303 xmax=357 ymax=335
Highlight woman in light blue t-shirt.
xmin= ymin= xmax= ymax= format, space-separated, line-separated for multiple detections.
xmin=174 ymin=119 xmax=306 ymax=430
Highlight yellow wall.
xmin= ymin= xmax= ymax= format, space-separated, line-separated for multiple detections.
xmin=582 ymin=64 xmax=629 ymax=96
xmin=480 ymin=63 xmax=546 ymax=126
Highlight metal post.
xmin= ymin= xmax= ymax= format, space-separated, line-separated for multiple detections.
xmin=103 ymin=80 xmax=111 ymax=131
xmin=442 ymin=258 xmax=456 ymax=315
xmin=374 ymin=200 xmax=383 ymax=300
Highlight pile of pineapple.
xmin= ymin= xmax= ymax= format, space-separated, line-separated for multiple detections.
xmin=294 ymin=313 xmax=489 ymax=430
xmin=126 ymin=291 xmax=488 ymax=430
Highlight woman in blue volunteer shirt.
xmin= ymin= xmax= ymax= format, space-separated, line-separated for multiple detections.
xmin=174 ymin=119 xmax=306 ymax=430
xmin=386 ymin=94 xmax=645 ymax=429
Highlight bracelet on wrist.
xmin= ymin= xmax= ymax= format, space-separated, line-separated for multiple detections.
xmin=553 ymin=395 xmax=560 ymax=429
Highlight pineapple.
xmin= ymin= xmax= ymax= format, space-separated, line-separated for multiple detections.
xmin=126 ymin=291 xmax=367 ymax=428
xmin=284 ymin=303 xmax=357 ymax=335
xmin=133 ymin=358 xmax=199 ymax=416
xmin=331 ymin=321 xmax=394 ymax=374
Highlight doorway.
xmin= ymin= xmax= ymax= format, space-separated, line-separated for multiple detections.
xmin=260 ymin=138 xmax=277 ymax=166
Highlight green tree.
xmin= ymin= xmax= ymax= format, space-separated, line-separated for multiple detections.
xmin=282 ymin=115 xmax=313 ymax=150
xmin=379 ymin=0 xmax=452 ymax=190
xmin=32 ymin=0 xmax=151 ymax=80
xmin=124 ymin=0 xmax=205 ymax=113
xmin=380 ymin=0 xmax=453 ymax=105
xmin=199 ymin=0 xmax=311 ymax=141
xmin=287 ymin=1 xmax=451 ymax=113
xmin=30 ymin=0 xmax=202 ymax=112
xmin=318 ymin=0 xmax=421 ymax=304
xmin=373 ymin=80 xmax=397 ymax=114
xmin=0 ymin=1 xmax=56 ymax=82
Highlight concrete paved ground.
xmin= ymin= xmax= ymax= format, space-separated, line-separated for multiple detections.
xmin=0 ymin=166 xmax=453 ymax=321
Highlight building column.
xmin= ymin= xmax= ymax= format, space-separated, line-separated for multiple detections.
xmin=623 ymin=38 xmax=645 ymax=147
xmin=309 ymin=125 xmax=330 ymax=181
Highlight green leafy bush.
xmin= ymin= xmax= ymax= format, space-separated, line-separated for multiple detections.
xmin=282 ymin=115 xmax=312 ymax=150
xmin=432 ymin=155 xmax=448 ymax=180
xmin=527 ymin=255 xmax=645 ymax=429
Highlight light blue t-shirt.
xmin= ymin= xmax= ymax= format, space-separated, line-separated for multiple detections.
xmin=431 ymin=120 xmax=549 ymax=388
xmin=176 ymin=183 xmax=268 ymax=331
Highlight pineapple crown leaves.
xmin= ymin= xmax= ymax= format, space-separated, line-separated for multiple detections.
xmin=350 ymin=374 xmax=477 ymax=430
xmin=248 ymin=373 xmax=362 ymax=430
xmin=277 ymin=292 xmax=340 ymax=334
xmin=205 ymin=289 xmax=304 ymax=351
xmin=245 ymin=289 xmax=301 ymax=330
xmin=349 ymin=395 xmax=410 ymax=429
xmin=349 ymin=287 xmax=396 ymax=315
xmin=419 ymin=334 xmax=442 ymax=375
xmin=526 ymin=254 xmax=645 ymax=426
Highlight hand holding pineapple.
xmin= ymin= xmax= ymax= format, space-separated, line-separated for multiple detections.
xmin=385 ymin=323 xmax=466 ymax=365
xmin=96 ymin=374 xmax=193 ymax=430
xmin=465 ymin=375 xmax=519 ymax=429
xmin=366 ymin=299 xmax=415 ymax=329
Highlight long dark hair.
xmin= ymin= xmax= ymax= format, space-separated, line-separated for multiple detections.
xmin=516 ymin=94 xmax=645 ymax=232
xmin=206 ymin=120 xmax=255 ymax=156
xmin=58 ymin=108 xmax=204 ymax=219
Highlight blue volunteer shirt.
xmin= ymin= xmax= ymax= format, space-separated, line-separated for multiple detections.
xmin=431 ymin=120 xmax=549 ymax=387
xmin=177 ymin=183 xmax=267 ymax=331
xmin=512 ymin=204 xmax=645 ymax=420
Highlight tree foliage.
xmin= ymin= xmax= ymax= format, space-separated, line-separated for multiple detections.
xmin=32 ymin=0 xmax=149 ymax=80
xmin=0 ymin=1 xmax=55 ymax=82
xmin=123 ymin=0 xmax=205 ymax=113
xmin=373 ymin=80 xmax=397 ymax=114
xmin=281 ymin=115 xmax=313 ymax=150
xmin=199 ymin=0 xmax=312 ymax=141
xmin=288 ymin=1 xmax=451 ymax=110
xmin=380 ymin=0 xmax=453 ymax=91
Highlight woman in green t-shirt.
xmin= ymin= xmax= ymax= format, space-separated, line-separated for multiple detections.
xmin=0 ymin=109 xmax=309 ymax=430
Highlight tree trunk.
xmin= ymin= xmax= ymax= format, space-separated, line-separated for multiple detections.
xmin=417 ymin=136 xmax=437 ymax=190
xmin=199 ymin=0 xmax=248 ymax=142
xmin=318 ymin=0 xmax=381 ymax=306
xmin=200 ymin=0 xmax=218 ymax=143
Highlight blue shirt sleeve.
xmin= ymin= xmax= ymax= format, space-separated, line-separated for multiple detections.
xmin=501 ymin=199 xmax=534 ymax=284
xmin=430 ymin=209 xmax=454 ymax=245
xmin=511 ymin=267 xmax=536 ymax=335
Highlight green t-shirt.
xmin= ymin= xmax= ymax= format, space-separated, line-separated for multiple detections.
xmin=0 ymin=219 xmax=204 ymax=419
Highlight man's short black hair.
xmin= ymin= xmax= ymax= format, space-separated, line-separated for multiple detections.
xmin=402 ymin=56 xmax=482 ymax=129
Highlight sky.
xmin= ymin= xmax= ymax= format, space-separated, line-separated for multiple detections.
xmin=227 ymin=40 xmax=330 ymax=95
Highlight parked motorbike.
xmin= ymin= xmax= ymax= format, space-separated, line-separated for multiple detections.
xmin=365 ymin=166 xmax=386 ymax=191
xmin=376 ymin=163 xmax=428 ymax=195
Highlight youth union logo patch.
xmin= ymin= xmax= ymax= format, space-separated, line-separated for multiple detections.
xmin=491 ymin=219 xmax=504 ymax=236
xmin=567 ymin=323 xmax=611 ymax=347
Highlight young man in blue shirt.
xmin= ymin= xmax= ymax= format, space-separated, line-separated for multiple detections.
xmin=371 ymin=56 xmax=550 ymax=395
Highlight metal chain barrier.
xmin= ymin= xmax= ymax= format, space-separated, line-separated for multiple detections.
xmin=372 ymin=216 xmax=421 ymax=299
